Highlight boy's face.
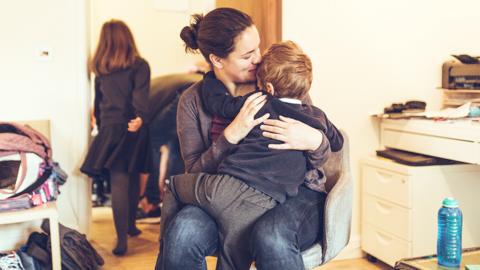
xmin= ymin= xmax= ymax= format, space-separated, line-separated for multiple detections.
xmin=222 ymin=26 xmax=261 ymax=83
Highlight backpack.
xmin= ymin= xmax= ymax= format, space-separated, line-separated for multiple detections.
xmin=0 ymin=122 xmax=53 ymax=200
xmin=25 ymin=220 xmax=104 ymax=270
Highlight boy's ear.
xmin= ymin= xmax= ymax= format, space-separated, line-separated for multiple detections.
xmin=265 ymin=82 xmax=275 ymax=96
xmin=209 ymin=54 xmax=223 ymax=69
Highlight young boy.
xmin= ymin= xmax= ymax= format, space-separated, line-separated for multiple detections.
xmin=162 ymin=41 xmax=343 ymax=270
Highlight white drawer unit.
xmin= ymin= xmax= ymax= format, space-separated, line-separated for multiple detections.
xmin=363 ymin=165 xmax=411 ymax=207
xmin=363 ymin=196 xmax=411 ymax=241
xmin=363 ymin=223 xmax=411 ymax=267
xmin=361 ymin=156 xmax=480 ymax=267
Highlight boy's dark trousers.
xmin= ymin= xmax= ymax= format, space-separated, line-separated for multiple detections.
xmin=160 ymin=173 xmax=277 ymax=270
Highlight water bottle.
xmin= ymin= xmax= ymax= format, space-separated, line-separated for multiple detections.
xmin=437 ymin=197 xmax=463 ymax=268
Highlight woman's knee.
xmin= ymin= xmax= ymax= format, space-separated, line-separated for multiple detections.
xmin=251 ymin=214 xmax=305 ymax=270
xmin=251 ymin=216 xmax=296 ymax=256
xmin=163 ymin=206 xmax=218 ymax=256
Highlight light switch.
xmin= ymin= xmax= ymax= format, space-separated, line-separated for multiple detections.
xmin=38 ymin=48 xmax=52 ymax=62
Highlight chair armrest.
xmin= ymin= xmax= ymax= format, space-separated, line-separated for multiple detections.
xmin=321 ymin=170 xmax=354 ymax=263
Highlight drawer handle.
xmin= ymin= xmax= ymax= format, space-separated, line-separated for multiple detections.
xmin=375 ymin=171 xmax=393 ymax=183
xmin=375 ymin=171 xmax=407 ymax=184
xmin=375 ymin=230 xmax=393 ymax=246
xmin=375 ymin=200 xmax=392 ymax=214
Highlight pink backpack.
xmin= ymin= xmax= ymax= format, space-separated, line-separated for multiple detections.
xmin=0 ymin=122 xmax=53 ymax=199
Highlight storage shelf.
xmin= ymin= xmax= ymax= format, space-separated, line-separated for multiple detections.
xmin=0 ymin=202 xmax=61 ymax=270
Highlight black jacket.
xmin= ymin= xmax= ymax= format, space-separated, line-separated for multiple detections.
xmin=201 ymin=72 xmax=343 ymax=202
xmin=94 ymin=58 xmax=150 ymax=127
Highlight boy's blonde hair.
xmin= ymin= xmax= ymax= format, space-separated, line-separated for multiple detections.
xmin=256 ymin=41 xmax=312 ymax=99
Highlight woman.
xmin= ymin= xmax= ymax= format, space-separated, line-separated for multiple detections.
xmin=80 ymin=19 xmax=150 ymax=256
xmin=156 ymin=8 xmax=335 ymax=270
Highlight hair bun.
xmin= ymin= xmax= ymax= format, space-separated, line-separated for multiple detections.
xmin=180 ymin=26 xmax=198 ymax=50
xmin=180 ymin=14 xmax=203 ymax=52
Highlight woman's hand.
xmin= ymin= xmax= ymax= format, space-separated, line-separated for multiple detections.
xmin=260 ymin=115 xmax=323 ymax=151
xmin=128 ymin=116 xmax=143 ymax=132
xmin=224 ymin=92 xmax=270 ymax=144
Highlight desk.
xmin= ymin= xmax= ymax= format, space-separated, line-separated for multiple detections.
xmin=379 ymin=118 xmax=480 ymax=164
xmin=0 ymin=203 xmax=61 ymax=270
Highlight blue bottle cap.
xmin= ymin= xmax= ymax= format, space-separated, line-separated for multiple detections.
xmin=442 ymin=197 xmax=459 ymax=208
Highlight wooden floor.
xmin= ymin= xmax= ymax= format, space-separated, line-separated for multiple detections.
xmin=90 ymin=207 xmax=392 ymax=270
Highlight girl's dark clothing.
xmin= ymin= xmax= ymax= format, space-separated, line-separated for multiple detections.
xmin=94 ymin=58 xmax=150 ymax=126
xmin=81 ymin=58 xmax=151 ymax=177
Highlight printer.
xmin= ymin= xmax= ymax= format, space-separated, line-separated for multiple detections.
xmin=442 ymin=56 xmax=480 ymax=89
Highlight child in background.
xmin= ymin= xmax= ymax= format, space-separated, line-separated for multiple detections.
xmin=80 ymin=20 xmax=150 ymax=256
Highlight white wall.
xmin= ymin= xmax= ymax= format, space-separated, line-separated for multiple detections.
xmin=283 ymin=0 xmax=480 ymax=258
xmin=0 ymin=0 xmax=90 ymax=250
xmin=90 ymin=0 xmax=214 ymax=77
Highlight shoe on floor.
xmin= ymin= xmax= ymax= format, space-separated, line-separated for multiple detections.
xmin=136 ymin=207 xmax=161 ymax=224
xmin=0 ymin=252 xmax=25 ymax=270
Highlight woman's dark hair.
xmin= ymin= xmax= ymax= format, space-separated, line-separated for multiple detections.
xmin=180 ymin=8 xmax=253 ymax=62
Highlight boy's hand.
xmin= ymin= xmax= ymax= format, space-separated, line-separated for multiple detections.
xmin=261 ymin=115 xmax=323 ymax=151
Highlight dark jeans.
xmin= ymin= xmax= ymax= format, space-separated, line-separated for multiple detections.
xmin=163 ymin=173 xmax=277 ymax=270
xmin=156 ymin=205 xmax=218 ymax=270
xmin=251 ymin=186 xmax=326 ymax=269
xmin=155 ymin=185 xmax=326 ymax=270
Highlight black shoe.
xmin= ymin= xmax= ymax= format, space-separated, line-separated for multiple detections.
xmin=136 ymin=207 xmax=161 ymax=224
xmin=91 ymin=195 xmax=108 ymax=207
xmin=128 ymin=227 xmax=142 ymax=237
xmin=112 ymin=243 xmax=127 ymax=256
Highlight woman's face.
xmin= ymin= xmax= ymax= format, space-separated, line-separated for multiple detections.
xmin=220 ymin=26 xmax=261 ymax=83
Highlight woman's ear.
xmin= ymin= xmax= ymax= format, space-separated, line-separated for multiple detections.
xmin=209 ymin=54 xmax=223 ymax=69
xmin=265 ymin=82 xmax=275 ymax=96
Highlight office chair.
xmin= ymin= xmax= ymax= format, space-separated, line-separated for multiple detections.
xmin=301 ymin=130 xmax=353 ymax=269
xmin=251 ymin=130 xmax=353 ymax=270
